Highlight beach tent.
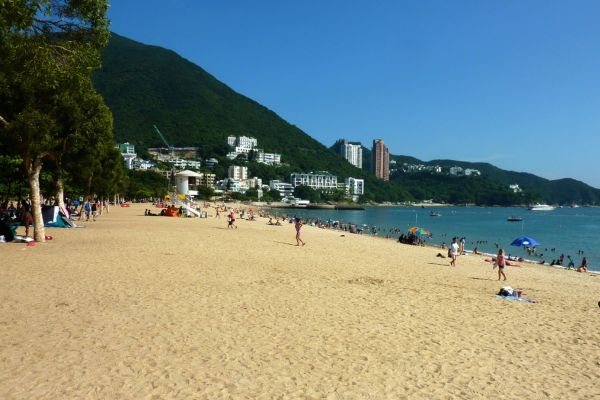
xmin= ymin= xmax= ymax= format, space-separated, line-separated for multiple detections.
xmin=42 ymin=205 xmax=74 ymax=228
xmin=510 ymin=236 xmax=539 ymax=247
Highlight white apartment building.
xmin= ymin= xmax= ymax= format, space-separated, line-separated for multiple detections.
xmin=344 ymin=143 xmax=362 ymax=169
xmin=228 ymin=135 xmax=258 ymax=149
xmin=256 ymin=151 xmax=281 ymax=165
xmin=269 ymin=180 xmax=294 ymax=198
xmin=116 ymin=142 xmax=137 ymax=170
xmin=245 ymin=177 xmax=262 ymax=189
xmin=345 ymin=177 xmax=365 ymax=196
xmin=228 ymin=165 xmax=248 ymax=180
xmin=290 ymin=172 xmax=338 ymax=191
xmin=166 ymin=159 xmax=202 ymax=169
xmin=238 ymin=136 xmax=257 ymax=149
xmin=234 ymin=146 xmax=253 ymax=154
xmin=133 ymin=159 xmax=155 ymax=170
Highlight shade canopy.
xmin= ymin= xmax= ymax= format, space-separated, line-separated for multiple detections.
xmin=510 ymin=236 xmax=540 ymax=247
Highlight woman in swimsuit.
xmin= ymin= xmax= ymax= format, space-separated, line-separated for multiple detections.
xmin=295 ymin=217 xmax=305 ymax=246
xmin=494 ymin=248 xmax=507 ymax=281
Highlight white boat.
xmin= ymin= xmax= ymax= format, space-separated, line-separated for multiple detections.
xmin=528 ymin=204 xmax=556 ymax=211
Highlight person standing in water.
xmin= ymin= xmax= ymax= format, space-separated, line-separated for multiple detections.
xmin=295 ymin=217 xmax=305 ymax=246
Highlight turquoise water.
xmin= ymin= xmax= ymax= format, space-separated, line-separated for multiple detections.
xmin=268 ymin=206 xmax=600 ymax=272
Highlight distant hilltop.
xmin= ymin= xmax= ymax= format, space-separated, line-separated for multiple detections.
xmin=93 ymin=33 xmax=600 ymax=206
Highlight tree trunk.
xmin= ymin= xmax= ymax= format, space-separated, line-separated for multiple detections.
xmin=26 ymin=158 xmax=46 ymax=243
xmin=55 ymin=175 xmax=66 ymax=210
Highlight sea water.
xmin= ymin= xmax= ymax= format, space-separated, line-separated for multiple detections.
xmin=268 ymin=206 xmax=600 ymax=272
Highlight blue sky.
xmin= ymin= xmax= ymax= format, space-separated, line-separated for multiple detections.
xmin=108 ymin=0 xmax=600 ymax=188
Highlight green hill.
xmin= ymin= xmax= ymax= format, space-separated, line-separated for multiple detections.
xmin=93 ymin=33 xmax=414 ymax=201
xmin=94 ymin=33 xmax=357 ymax=173
xmin=388 ymin=156 xmax=600 ymax=205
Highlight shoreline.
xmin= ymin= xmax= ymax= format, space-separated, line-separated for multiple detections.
xmin=259 ymin=205 xmax=599 ymax=274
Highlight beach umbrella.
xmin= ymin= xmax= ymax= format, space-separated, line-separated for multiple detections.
xmin=407 ymin=226 xmax=431 ymax=236
xmin=510 ymin=236 xmax=540 ymax=247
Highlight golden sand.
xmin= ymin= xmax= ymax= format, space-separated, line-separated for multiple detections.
xmin=1 ymin=203 xmax=599 ymax=399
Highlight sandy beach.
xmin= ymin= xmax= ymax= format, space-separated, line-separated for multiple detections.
xmin=1 ymin=203 xmax=599 ymax=399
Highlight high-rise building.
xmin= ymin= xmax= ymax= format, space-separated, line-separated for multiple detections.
xmin=372 ymin=139 xmax=389 ymax=181
xmin=333 ymin=139 xmax=363 ymax=169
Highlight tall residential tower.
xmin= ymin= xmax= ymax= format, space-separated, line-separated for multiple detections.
xmin=333 ymin=139 xmax=363 ymax=169
xmin=372 ymin=139 xmax=389 ymax=181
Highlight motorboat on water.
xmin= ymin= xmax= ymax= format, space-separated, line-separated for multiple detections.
xmin=528 ymin=204 xmax=556 ymax=211
xmin=507 ymin=215 xmax=523 ymax=222
xmin=430 ymin=211 xmax=441 ymax=217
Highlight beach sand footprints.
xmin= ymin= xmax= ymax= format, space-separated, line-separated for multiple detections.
xmin=347 ymin=276 xmax=386 ymax=286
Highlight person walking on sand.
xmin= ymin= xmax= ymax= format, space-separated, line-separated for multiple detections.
xmin=227 ymin=210 xmax=237 ymax=229
xmin=494 ymin=248 xmax=507 ymax=281
xmin=295 ymin=217 xmax=305 ymax=246
xmin=450 ymin=237 xmax=459 ymax=267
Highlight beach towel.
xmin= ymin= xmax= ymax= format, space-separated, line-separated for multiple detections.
xmin=495 ymin=295 xmax=538 ymax=303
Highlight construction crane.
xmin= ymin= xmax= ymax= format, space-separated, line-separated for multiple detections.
xmin=153 ymin=125 xmax=174 ymax=156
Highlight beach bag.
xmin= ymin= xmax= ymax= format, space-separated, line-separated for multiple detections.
xmin=447 ymin=248 xmax=452 ymax=257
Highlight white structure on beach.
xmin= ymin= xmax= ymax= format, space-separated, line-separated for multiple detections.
xmin=175 ymin=170 xmax=203 ymax=196
xmin=291 ymin=172 xmax=338 ymax=191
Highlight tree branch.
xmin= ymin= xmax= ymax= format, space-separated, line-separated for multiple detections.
xmin=0 ymin=115 xmax=9 ymax=126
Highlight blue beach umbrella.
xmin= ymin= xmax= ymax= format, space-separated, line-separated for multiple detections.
xmin=510 ymin=236 xmax=540 ymax=247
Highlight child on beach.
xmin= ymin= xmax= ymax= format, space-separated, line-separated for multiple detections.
xmin=450 ymin=238 xmax=459 ymax=267
xmin=494 ymin=249 xmax=507 ymax=281
xmin=295 ymin=217 xmax=305 ymax=246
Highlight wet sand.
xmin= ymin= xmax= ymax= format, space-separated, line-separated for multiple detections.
xmin=1 ymin=203 xmax=599 ymax=399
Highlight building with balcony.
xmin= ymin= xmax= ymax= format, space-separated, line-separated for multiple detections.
xmin=345 ymin=177 xmax=365 ymax=196
xmin=269 ymin=180 xmax=294 ymax=199
xmin=290 ymin=172 xmax=338 ymax=191
xmin=228 ymin=165 xmax=248 ymax=180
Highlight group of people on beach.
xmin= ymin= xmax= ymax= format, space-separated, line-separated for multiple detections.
xmin=0 ymin=197 xmax=109 ymax=240
xmin=0 ymin=200 xmax=34 ymax=238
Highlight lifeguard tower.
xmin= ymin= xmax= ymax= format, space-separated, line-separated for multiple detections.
xmin=174 ymin=170 xmax=202 ymax=196
xmin=172 ymin=170 xmax=204 ymax=218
